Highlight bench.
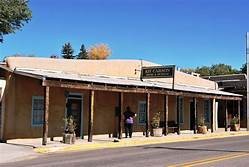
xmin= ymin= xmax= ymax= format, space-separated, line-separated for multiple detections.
xmin=160 ymin=121 xmax=178 ymax=133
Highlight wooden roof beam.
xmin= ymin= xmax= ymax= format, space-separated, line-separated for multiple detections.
xmin=42 ymin=79 xmax=242 ymax=101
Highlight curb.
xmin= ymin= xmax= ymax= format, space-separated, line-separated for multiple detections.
xmin=34 ymin=131 xmax=249 ymax=154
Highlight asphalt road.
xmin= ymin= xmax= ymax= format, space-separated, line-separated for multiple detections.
xmin=2 ymin=135 xmax=249 ymax=167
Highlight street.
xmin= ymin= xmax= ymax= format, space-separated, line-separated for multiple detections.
xmin=2 ymin=135 xmax=249 ymax=167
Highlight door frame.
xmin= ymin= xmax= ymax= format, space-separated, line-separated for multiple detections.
xmin=189 ymin=100 xmax=195 ymax=130
xmin=65 ymin=93 xmax=83 ymax=138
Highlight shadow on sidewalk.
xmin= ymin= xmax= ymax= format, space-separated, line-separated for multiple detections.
xmin=6 ymin=142 xmax=36 ymax=149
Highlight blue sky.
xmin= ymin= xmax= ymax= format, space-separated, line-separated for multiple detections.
xmin=0 ymin=0 xmax=248 ymax=69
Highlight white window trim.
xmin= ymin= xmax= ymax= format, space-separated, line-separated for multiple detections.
xmin=138 ymin=101 xmax=146 ymax=125
xmin=31 ymin=96 xmax=44 ymax=127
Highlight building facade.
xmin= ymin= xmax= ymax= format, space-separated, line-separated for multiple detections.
xmin=204 ymin=74 xmax=247 ymax=128
xmin=0 ymin=57 xmax=242 ymax=144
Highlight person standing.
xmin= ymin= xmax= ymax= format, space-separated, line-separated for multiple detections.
xmin=124 ymin=106 xmax=136 ymax=138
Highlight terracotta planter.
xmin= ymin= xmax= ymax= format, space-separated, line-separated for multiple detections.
xmin=197 ymin=126 xmax=207 ymax=134
xmin=152 ymin=128 xmax=163 ymax=137
xmin=63 ymin=133 xmax=76 ymax=144
xmin=230 ymin=124 xmax=240 ymax=131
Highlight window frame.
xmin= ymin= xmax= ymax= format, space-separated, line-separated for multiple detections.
xmin=204 ymin=99 xmax=211 ymax=123
xmin=177 ymin=96 xmax=184 ymax=124
xmin=31 ymin=96 xmax=44 ymax=127
xmin=138 ymin=101 xmax=146 ymax=125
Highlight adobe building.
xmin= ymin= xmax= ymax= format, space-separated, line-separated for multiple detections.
xmin=204 ymin=74 xmax=247 ymax=128
xmin=0 ymin=57 xmax=242 ymax=145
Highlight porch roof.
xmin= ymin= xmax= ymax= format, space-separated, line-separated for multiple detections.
xmin=14 ymin=68 xmax=242 ymax=100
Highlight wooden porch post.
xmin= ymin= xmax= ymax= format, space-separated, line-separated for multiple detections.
xmin=242 ymin=98 xmax=246 ymax=128
xmin=238 ymin=100 xmax=241 ymax=126
xmin=88 ymin=90 xmax=94 ymax=142
xmin=118 ymin=92 xmax=124 ymax=139
xmin=146 ymin=93 xmax=150 ymax=137
xmin=193 ymin=97 xmax=197 ymax=134
xmin=42 ymin=86 xmax=49 ymax=145
xmin=164 ymin=95 xmax=169 ymax=135
xmin=176 ymin=96 xmax=180 ymax=135
xmin=225 ymin=100 xmax=228 ymax=131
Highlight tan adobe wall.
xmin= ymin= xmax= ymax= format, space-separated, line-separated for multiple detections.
xmin=1 ymin=75 xmax=180 ymax=139
xmin=174 ymin=71 xmax=217 ymax=90
xmin=181 ymin=97 xmax=190 ymax=130
xmin=6 ymin=57 xmax=157 ymax=79
xmin=3 ymin=73 xmax=16 ymax=139
xmin=6 ymin=57 xmax=217 ymax=90
xmin=93 ymin=91 xmax=118 ymax=134
xmin=14 ymin=75 xmax=44 ymax=138
xmin=2 ymin=73 xmax=209 ymax=139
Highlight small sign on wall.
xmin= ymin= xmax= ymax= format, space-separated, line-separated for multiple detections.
xmin=141 ymin=65 xmax=176 ymax=79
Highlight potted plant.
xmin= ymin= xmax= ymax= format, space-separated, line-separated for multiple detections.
xmin=197 ymin=115 xmax=207 ymax=134
xmin=151 ymin=112 xmax=162 ymax=137
xmin=230 ymin=116 xmax=240 ymax=131
xmin=63 ymin=116 xmax=76 ymax=144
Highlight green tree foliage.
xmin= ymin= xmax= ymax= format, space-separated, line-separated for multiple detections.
xmin=61 ymin=42 xmax=74 ymax=59
xmin=210 ymin=64 xmax=238 ymax=76
xmin=50 ymin=54 xmax=59 ymax=59
xmin=0 ymin=0 xmax=32 ymax=42
xmin=240 ymin=63 xmax=247 ymax=74
xmin=195 ymin=66 xmax=211 ymax=76
xmin=181 ymin=63 xmax=239 ymax=76
xmin=76 ymin=44 xmax=88 ymax=59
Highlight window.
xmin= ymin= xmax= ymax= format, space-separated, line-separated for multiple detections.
xmin=138 ymin=101 xmax=146 ymax=125
xmin=204 ymin=100 xmax=211 ymax=123
xmin=32 ymin=96 xmax=44 ymax=126
xmin=178 ymin=96 xmax=184 ymax=123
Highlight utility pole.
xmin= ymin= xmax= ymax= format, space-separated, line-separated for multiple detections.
xmin=246 ymin=32 xmax=249 ymax=130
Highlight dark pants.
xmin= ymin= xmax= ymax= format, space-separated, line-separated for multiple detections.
xmin=125 ymin=123 xmax=133 ymax=138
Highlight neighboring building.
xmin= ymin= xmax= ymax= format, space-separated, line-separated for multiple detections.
xmin=0 ymin=57 xmax=242 ymax=144
xmin=204 ymin=74 xmax=247 ymax=128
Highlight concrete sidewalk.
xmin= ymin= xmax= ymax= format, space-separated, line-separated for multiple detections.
xmin=33 ymin=130 xmax=249 ymax=153
xmin=2 ymin=129 xmax=249 ymax=164
xmin=0 ymin=143 xmax=38 ymax=164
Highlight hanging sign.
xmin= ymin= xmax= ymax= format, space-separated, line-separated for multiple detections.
xmin=141 ymin=65 xmax=175 ymax=79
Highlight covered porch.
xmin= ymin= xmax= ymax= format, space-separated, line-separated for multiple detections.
xmin=39 ymin=74 xmax=241 ymax=145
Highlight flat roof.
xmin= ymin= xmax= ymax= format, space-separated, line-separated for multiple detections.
xmin=14 ymin=68 xmax=242 ymax=98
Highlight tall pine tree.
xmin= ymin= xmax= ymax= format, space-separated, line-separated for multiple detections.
xmin=61 ymin=42 xmax=74 ymax=59
xmin=0 ymin=0 xmax=32 ymax=42
xmin=76 ymin=44 xmax=88 ymax=59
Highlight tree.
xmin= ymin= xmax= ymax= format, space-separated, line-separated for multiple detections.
xmin=182 ymin=63 xmax=239 ymax=76
xmin=195 ymin=66 xmax=211 ymax=76
xmin=61 ymin=42 xmax=74 ymax=59
xmin=240 ymin=63 xmax=247 ymax=74
xmin=88 ymin=44 xmax=111 ymax=60
xmin=50 ymin=54 xmax=59 ymax=59
xmin=210 ymin=64 xmax=238 ymax=75
xmin=0 ymin=0 xmax=32 ymax=42
xmin=76 ymin=44 xmax=88 ymax=59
